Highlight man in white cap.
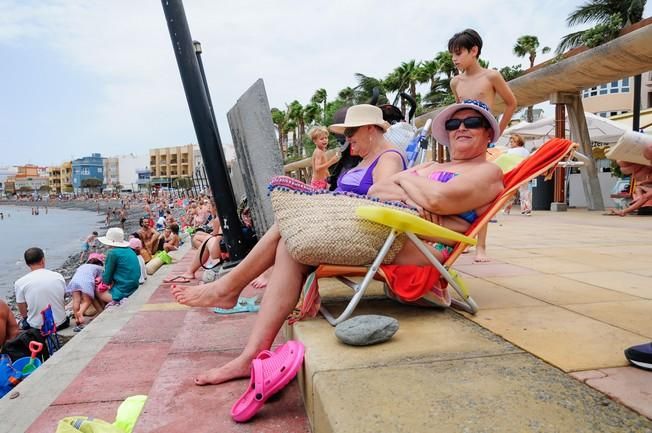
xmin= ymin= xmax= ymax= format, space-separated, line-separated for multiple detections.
xmin=97 ymin=228 xmax=141 ymax=305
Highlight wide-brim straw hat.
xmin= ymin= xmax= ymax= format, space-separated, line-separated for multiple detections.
xmin=329 ymin=104 xmax=390 ymax=134
xmin=98 ymin=227 xmax=130 ymax=247
xmin=431 ymin=99 xmax=500 ymax=146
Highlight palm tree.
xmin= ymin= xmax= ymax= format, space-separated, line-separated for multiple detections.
xmin=514 ymin=35 xmax=550 ymax=122
xmin=416 ymin=59 xmax=440 ymax=91
xmin=311 ymin=88 xmax=328 ymax=123
xmin=434 ymin=51 xmax=457 ymax=80
xmin=353 ymin=73 xmax=387 ymax=104
xmin=271 ymin=108 xmax=289 ymax=157
xmin=303 ymin=103 xmax=321 ymax=127
xmin=287 ymin=100 xmax=306 ymax=158
xmin=556 ymin=0 xmax=647 ymax=54
xmin=337 ymin=87 xmax=356 ymax=105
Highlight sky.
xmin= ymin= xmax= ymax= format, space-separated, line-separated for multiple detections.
xmin=1 ymin=0 xmax=650 ymax=167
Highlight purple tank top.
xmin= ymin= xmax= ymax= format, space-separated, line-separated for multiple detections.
xmin=336 ymin=149 xmax=406 ymax=195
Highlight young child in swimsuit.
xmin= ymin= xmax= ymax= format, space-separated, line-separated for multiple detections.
xmin=309 ymin=126 xmax=340 ymax=190
xmin=448 ymin=28 xmax=518 ymax=262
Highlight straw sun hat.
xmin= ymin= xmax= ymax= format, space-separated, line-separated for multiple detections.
xmin=98 ymin=227 xmax=130 ymax=247
xmin=329 ymin=104 xmax=390 ymax=135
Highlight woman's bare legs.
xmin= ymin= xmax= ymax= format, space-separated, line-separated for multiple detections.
xmin=194 ymin=238 xmax=309 ymax=385
xmin=172 ymin=224 xmax=281 ymax=307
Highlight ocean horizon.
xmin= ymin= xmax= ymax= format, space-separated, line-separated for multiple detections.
xmin=0 ymin=205 xmax=103 ymax=301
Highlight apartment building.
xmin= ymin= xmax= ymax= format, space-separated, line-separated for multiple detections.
xmin=72 ymin=153 xmax=104 ymax=191
xmin=61 ymin=161 xmax=73 ymax=193
xmin=582 ymin=72 xmax=652 ymax=118
xmin=149 ymin=144 xmax=200 ymax=187
xmin=47 ymin=166 xmax=62 ymax=195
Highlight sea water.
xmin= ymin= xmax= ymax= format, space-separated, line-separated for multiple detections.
xmin=0 ymin=205 xmax=103 ymax=301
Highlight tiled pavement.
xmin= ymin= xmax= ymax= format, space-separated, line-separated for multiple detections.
xmin=5 ymin=208 xmax=652 ymax=432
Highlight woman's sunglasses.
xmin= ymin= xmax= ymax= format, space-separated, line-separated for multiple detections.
xmin=444 ymin=116 xmax=488 ymax=131
xmin=343 ymin=127 xmax=360 ymax=137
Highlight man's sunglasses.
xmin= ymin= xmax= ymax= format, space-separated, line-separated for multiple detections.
xmin=343 ymin=127 xmax=360 ymax=138
xmin=444 ymin=116 xmax=488 ymax=131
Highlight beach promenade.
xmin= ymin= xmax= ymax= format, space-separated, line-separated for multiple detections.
xmin=1 ymin=208 xmax=651 ymax=432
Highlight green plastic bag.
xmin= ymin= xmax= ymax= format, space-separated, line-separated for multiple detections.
xmin=154 ymin=250 xmax=173 ymax=265
xmin=55 ymin=395 xmax=147 ymax=433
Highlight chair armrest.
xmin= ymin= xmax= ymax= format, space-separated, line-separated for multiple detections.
xmin=356 ymin=206 xmax=477 ymax=246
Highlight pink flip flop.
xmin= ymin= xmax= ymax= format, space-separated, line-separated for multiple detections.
xmin=230 ymin=341 xmax=305 ymax=423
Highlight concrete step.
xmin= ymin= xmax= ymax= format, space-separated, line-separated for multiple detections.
xmin=289 ymin=289 xmax=652 ymax=433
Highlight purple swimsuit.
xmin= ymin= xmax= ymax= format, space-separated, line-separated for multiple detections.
xmin=336 ymin=150 xmax=406 ymax=195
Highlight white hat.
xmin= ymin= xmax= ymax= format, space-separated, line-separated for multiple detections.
xmin=431 ymin=99 xmax=500 ymax=146
xmin=98 ymin=227 xmax=129 ymax=247
xmin=329 ymin=104 xmax=390 ymax=134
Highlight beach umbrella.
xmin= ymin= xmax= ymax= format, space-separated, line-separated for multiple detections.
xmin=503 ymin=112 xmax=627 ymax=143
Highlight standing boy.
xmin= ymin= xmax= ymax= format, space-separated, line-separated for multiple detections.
xmin=80 ymin=231 xmax=99 ymax=263
xmin=448 ymin=29 xmax=518 ymax=262
xmin=309 ymin=126 xmax=340 ymax=190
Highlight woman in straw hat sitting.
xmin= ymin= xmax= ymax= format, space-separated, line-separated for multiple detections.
xmin=171 ymin=100 xmax=503 ymax=387
xmin=96 ymin=227 xmax=141 ymax=306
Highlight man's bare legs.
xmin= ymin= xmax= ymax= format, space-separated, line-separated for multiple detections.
xmin=194 ymin=239 xmax=308 ymax=385
xmin=172 ymin=224 xmax=281 ymax=307
xmin=474 ymin=226 xmax=490 ymax=263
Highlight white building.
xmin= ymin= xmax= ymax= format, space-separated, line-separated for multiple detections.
xmin=0 ymin=166 xmax=17 ymax=195
xmin=118 ymin=154 xmax=149 ymax=192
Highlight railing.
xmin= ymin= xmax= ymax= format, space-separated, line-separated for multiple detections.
xmin=282 ymin=149 xmax=339 ymax=182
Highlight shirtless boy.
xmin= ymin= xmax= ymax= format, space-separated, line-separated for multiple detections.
xmin=0 ymin=299 xmax=18 ymax=348
xmin=309 ymin=126 xmax=340 ymax=189
xmin=448 ymin=28 xmax=517 ymax=262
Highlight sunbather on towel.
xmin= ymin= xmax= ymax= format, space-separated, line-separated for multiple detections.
xmin=171 ymin=101 xmax=502 ymax=387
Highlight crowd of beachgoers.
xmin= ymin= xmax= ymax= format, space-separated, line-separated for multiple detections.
xmin=0 ymin=192 xmax=220 ymax=343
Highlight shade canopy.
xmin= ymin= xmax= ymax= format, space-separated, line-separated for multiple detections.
xmin=503 ymin=112 xmax=628 ymax=143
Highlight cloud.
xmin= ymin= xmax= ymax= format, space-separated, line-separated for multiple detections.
xmin=0 ymin=0 xmax=648 ymax=166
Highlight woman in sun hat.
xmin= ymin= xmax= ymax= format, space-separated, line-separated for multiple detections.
xmin=327 ymin=104 xmax=407 ymax=195
xmin=96 ymin=227 xmax=141 ymax=305
xmin=170 ymin=100 xmax=504 ymax=390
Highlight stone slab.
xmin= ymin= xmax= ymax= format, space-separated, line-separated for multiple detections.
xmin=468 ymin=305 xmax=646 ymax=371
xmin=54 ymin=341 xmax=171 ymax=405
xmin=559 ymin=271 xmax=652 ymax=299
xmin=571 ymin=367 xmax=652 ymax=420
xmin=565 ymin=300 xmax=652 ymax=338
xmin=227 ymin=79 xmax=284 ymax=237
xmin=486 ymin=274 xmax=640 ymax=305
xmin=312 ymin=354 xmax=652 ymax=433
xmin=462 ymin=277 xmax=547 ymax=309
xmin=453 ymin=262 xmax=538 ymax=278
xmin=112 ymin=310 xmax=187 ymax=343
xmin=502 ymin=256 xmax=601 ymax=274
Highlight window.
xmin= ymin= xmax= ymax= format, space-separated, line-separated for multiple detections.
xmin=98 ymin=167 xmax=103 ymax=173
xmin=81 ymin=168 xmax=90 ymax=175
xmin=599 ymin=84 xmax=608 ymax=95
xmin=621 ymin=78 xmax=630 ymax=93
xmin=589 ymin=86 xmax=598 ymax=97
xmin=610 ymin=81 xmax=619 ymax=93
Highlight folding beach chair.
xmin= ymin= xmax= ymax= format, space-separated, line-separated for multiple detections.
xmin=289 ymin=138 xmax=578 ymax=326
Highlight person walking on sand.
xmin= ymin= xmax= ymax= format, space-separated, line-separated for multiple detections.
xmin=448 ymin=28 xmax=517 ymax=263
xmin=309 ymin=126 xmax=340 ymax=190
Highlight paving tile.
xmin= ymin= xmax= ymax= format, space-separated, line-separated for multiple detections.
xmin=461 ymin=277 xmax=546 ymax=309
xmin=54 ymin=341 xmax=171 ymax=405
xmin=572 ymin=367 xmax=652 ymax=420
xmin=312 ymin=354 xmax=652 ymax=433
xmin=502 ymin=256 xmax=601 ymax=274
xmin=467 ymin=305 xmax=646 ymax=372
xmin=564 ymin=254 xmax=651 ymax=271
xmin=170 ymin=308 xmax=284 ymax=354
xmin=559 ymin=271 xmax=652 ymax=299
xmin=146 ymin=285 xmax=178 ymax=304
xmin=112 ymin=310 xmax=187 ymax=343
xmin=565 ymin=300 xmax=652 ymax=338
xmin=485 ymin=274 xmax=639 ymax=305
xmin=453 ymin=262 xmax=538 ymax=278
xmin=26 ymin=401 xmax=121 ymax=433
xmin=133 ymin=351 xmax=310 ymax=433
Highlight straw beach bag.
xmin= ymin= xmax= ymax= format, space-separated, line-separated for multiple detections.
xmin=269 ymin=176 xmax=417 ymax=266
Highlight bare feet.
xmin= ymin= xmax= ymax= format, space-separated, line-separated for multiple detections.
xmin=194 ymin=354 xmax=252 ymax=386
xmin=171 ymin=281 xmax=239 ymax=308
xmin=473 ymin=248 xmax=491 ymax=263
xmin=250 ymin=275 xmax=268 ymax=289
